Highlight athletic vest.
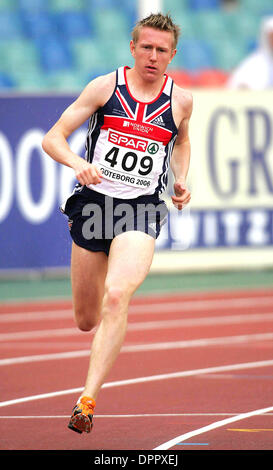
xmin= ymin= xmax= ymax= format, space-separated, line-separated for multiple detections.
xmin=85 ymin=66 xmax=178 ymax=199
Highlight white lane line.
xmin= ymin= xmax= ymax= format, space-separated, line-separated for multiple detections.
xmin=1 ymin=413 xmax=273 ymax=419
xmin=153 ymin=405 xmax=273 ymax=450
xmin=1 ymin=332 xmax=273 ymax=366
xmin=0 ymin=309 xmax=73 ymax=323
xmin=1 ymin=312 xmax=273 ymax=342
xmin=0 ymin=327 xmax=79 ymax=342
xmin=1 ymin=296 xmax=273 ymax=322
xmin=129 ymin=297 xmax=273 ymax=315
xmin=127 ymin=313 xmax=273 ymax=331
xmin=123 ymin=333 xmax=273 ymax=352
xmin=0 ymin=349 xmax=89 ymax=366
xmin=1 ymin=359 xmax=273 ymax=409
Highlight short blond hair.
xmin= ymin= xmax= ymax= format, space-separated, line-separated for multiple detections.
xmin=131 ymin=13 xmax=180 ymax=49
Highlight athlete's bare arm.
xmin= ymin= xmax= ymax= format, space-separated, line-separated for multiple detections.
xmin=42 ymin=72 xmax=116 ymax=186
xmin=170 ymin=85 xmax=193 ymax=210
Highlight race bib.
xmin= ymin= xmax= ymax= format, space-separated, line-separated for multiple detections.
xmin=98 ymin=129 xmax=164 ymax=189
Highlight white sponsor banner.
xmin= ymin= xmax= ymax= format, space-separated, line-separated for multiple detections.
xmin=153 ymin=90 xmax=273 ymax=271
xmin=188 ymin=90 xmax=273 ymax=209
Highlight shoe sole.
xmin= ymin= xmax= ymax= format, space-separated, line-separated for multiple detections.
xmin=68 ymin=413 xmax=93 ymax=434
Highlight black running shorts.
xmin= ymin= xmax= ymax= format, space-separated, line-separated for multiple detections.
xmin=61 ymin=185 xmax=168 ymax=256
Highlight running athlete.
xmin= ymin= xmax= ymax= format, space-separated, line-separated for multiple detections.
xmin=42 ymin=13 xmax=192 ymax=434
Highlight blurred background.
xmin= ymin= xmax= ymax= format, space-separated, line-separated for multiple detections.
xmin=0 ymin=0 xmax=272 ymax=90
xmin=0 ymin=0 xmax=273 ymax=301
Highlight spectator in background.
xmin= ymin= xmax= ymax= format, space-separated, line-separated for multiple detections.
xmin=227 ymin=16 xmax=273 ymax=89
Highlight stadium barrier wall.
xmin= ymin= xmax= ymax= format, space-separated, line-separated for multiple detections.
xmin=0 ymin=90 xmax=272 ymax=276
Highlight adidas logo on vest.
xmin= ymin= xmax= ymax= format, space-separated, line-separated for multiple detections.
xmin=152 ymin=115 xmax=165 ymax=126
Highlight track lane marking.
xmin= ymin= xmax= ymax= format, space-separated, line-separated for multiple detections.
xmin=227 ymin=428 xmax=273 ymax=432
xmin=1 ymin=359 xmax=273 ymax=408
xmin=153 ymin=405 xmax=273 ymax=450
xmin=1 ymin=332 xmax=273 ymax=366
xmin=1 ymin=413 xmax=273 ymax=418
xmin=0 ymin=413 xmax=254 ymax=419
xmin=1 ymin=296 xmax=273 ymax=322
xmin=1 ymin=313 xmax=273 ymax=342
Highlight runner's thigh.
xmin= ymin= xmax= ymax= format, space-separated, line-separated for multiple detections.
xmin=105 ymin=231 xmax=155 ymax=297
xmin=71 ymin=242 xmax=108 ymax=329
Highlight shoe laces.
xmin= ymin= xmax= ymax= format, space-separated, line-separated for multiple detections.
xmin=78 ymin=396 xmax=96 ymax=415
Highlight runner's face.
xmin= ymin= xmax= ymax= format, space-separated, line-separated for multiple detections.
xmin=130 ymin=27 xmax=176 ymax=81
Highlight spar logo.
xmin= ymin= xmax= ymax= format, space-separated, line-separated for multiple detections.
xmin=108 ymin=130 xmax=148 ymax=152
xmin=147 ymin=143 xmax=159 ymax=154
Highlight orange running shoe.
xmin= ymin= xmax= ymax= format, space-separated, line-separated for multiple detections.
xmin=68 ymin=396 xmax=96 ymax=434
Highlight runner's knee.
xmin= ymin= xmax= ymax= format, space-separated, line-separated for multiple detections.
xmin=103 ymin=285 xmax=130 ymax=316
xmin=74 ymin=305 xmax=100 ymax=332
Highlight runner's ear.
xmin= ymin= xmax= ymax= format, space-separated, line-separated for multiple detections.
xmin=169 ymin=48 xmax=177 ymax=63
xmin=130 ymin=40 xmax=136 ymax=58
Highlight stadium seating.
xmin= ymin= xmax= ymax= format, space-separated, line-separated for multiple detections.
xmin=71 ymin=38 xmax=108 ymax=75
xmin=188 ymin=0 xmax=221 ymax=10
xmin=177 ymin=39 xmax=216 ymax=70
xmin=48 ymin=0 xmax=86 ymax=12
xmin=0 ymin=0 xmax=18 ymax=11
xmin=38 ymin=37 xmax=73 ymax=72
xmin=92 ymin=8 xmax=131 ymax=38
xmin=21 ymin=11 xmax=58 ymax=39
xmin=0 ymin=38 xmax=39 ymax=75
xmin=0 ymin=0 xmax=269 ymax=90
xmin=18 ymin=0 xmax=47 ymax=13
xmin=54 ymin=11 xmax=93 ymax=38
xmin=0 ymin=72 xmax=15 ymax=89
xmin=213 ymin=37 xmax=248 ymax=70
xmin=0 ymin=12 xmax=23 ymax=38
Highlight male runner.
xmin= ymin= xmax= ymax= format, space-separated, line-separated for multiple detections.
xmin=42 ymin=12 xmax=192 ymax=434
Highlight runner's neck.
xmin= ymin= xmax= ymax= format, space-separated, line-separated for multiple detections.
xmin=125 ymin=66 xmax=166 ymax=104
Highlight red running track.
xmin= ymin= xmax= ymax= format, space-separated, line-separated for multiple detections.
xmin=0 ymin=288 xmax=273 ymax=451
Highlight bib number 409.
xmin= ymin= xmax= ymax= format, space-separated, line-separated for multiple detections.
xmin=104 ymin=146 xmax=153 ymax=176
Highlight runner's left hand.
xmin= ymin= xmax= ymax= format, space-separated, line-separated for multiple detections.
xmin=171 ymin=181 xmax=191 ymax=210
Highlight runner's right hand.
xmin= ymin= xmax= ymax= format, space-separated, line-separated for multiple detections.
xmin=73 ymin=160 xmax=102 ymax=186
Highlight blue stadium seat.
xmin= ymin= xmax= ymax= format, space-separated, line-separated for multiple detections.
xmin=71 ymin=37 xmax=111 ymax=74
xmin=0 ymin=12 xmax=23 ymax=39
xmin=18 ymin=0 xmax=47 ymax=12
xmin=13 ymin=70 xmax=49 ymax=91
xmin=0 ymin=0 xmax=18 ymax=11
xmin=119 ymin=0 xmax=137 ymax=27
xmin=21 ymin=12 xmax=58 ymax=39
xmin=178 ymin=39 xmax=216 ymax=70
xmin=213 ymin=37 xmax=248 ymax=70
xmin=247 ymin=39 xmax=258 ymax=53
xmin=55 ymin=11 xmax=93 ymax=38
xmin=87 ymin=0 xmax=121 ymax=8
xmin=46 ymin=70 xmax=86 ymax=91
xmin=87 ymin=0 xmax=136 ymax=26
xmin=37 ymin=37 xmax=73 ymax=72
xmin=188 ymin=0 xmax=221 ymax=9
xmin=193 ymin=11 xmax=228 ymax=40
xmin=92 ymin=8 xmax=131 ymax=39
xmin=164 ymin=0 xmax=188 ymax=13
xmin=0 ymin=72 xmax=15 ymax=88
xmin=48 ymin=0 xmax=86 ymax=11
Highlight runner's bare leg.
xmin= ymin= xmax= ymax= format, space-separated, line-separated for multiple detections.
xmin=81 ymin=230 xmax=155 ymax=400
xmin=71 ymin=242 xmax=108 ymax=331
